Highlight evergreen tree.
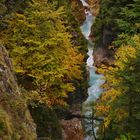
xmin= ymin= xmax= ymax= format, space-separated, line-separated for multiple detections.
xmin=96 ymin=35 xmax=140 ymax=139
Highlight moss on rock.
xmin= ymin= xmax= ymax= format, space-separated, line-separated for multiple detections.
xmin=0 ymin=44 xmax=37 ymax=140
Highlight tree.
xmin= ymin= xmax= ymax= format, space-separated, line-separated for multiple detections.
xmin=93 ymin=0 xmax=140 ymax=48
xmin=96 ymin=35 xmax=140 ymax=139
xmin=1 ymin=0 xmax=84 ymax=106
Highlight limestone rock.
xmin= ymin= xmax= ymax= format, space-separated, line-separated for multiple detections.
xmin=87 ymin=0 xmax=100 ymax=16
xmin=93 ymin=47 xmax=115 ymax=67
xmin=0 ymin=44 xmax=20 ymax=94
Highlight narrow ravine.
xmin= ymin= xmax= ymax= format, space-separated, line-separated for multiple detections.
xmin=80 ymin=0 xmax=105 ymax=139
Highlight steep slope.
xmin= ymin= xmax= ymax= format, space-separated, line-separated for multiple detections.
xmin=0 ymin=0 xmax=89 ymax=139
xmin=92 ymin=0 xmax=140 ymax=67
xmin=90 ymin=0 xmax=140 ymax=139
xmin=0 ymin=44 xmax=36 ymax=139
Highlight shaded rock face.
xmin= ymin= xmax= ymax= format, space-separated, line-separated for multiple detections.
xmin=0 ymin=44 xmax=37 ymax=139
xmin=61 ymin=118 xmax=84 ymax=140
xmin=93 ymin=27 xmax=115 ymax=67
xmin=70 ymin=0 xmax=86 ymax=24
xmin=60 ymin=103 xmax=84 ymax=140
xmin=0 ymin=44 xmax=19 ymax=94
xmin=93 ymin=47 xmax=114 ymax=67
xmin=86 ymin=0 xmax=115 ymax=67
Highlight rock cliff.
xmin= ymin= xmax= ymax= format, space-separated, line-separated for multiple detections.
xmin=0 ymin=44 xmax=37 ymax=140
xmin=87 ymin=0 xmax=115 ymax=67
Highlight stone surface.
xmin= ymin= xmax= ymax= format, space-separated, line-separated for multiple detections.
xmin=87 ymin=0 xmax=100 ymax=16
xmin=93 ymin=47 xmax=115 ymax=67
xmin=61 ymin=118 xmax=84 ymax=140
xmin=0 ymin=44 xmax=20 ymax=94
xmin=93 ymin=25 xmax=116 ymax=67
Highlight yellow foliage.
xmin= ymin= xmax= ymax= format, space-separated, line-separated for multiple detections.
xmin=1 ymin=0 xmax=84 ymax=106
xmin=96 ymin=35 xmax=140 ymax=133
xmin=104 ymin=116 xmax=111 ymax=128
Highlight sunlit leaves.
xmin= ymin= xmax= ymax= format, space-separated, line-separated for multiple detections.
xmin=96 ymin=35 xmax=140 ymax=139
xmin=1 ymin=0 xmax=84 ymax=106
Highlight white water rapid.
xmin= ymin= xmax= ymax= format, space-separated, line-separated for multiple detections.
xmin=80 ymin=0 xmax=105 ymax=139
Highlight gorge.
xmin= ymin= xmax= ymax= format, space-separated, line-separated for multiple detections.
xmin=0 ymin=0 xmax=140 ymax=139
xmin=80 ymin=0 xmax=104 ymax=139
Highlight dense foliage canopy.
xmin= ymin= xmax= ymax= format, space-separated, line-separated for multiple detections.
xmin=0 ymin=0 xmax=87 ymax=138
xmin=96 ymin=35 xmax=140 ymax=139
xmin=1 ymin=0 xmax=85 ymax=106
xmin=93 ymin=0 xmax=140 ymax=139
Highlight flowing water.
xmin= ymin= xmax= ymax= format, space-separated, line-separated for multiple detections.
xmin=80 ymin=0 xmax=105 ymax=139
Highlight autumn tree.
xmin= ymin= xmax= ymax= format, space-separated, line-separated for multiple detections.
xmin=1 ymin=0 xmax=84 ymax=106
xmin=96 ymin=35 xmax=140 ymax=139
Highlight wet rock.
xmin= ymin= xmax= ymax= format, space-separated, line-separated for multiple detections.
xmin=87 ymin=0 xmax=114 ymax=66
xmin=103 ymin=27 xmax=115 ymax=47
xmin=93 ymin=26 xmax=116 ymax=67
xmin=93 ymin=47 xmax=115 ymax=67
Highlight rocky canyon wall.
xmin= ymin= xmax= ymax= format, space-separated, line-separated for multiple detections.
xmin=0 ymin=44 xmax=37 ymax=140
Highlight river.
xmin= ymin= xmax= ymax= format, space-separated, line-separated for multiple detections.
xmin=80 ymin=0 xmax=105 ymax=139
